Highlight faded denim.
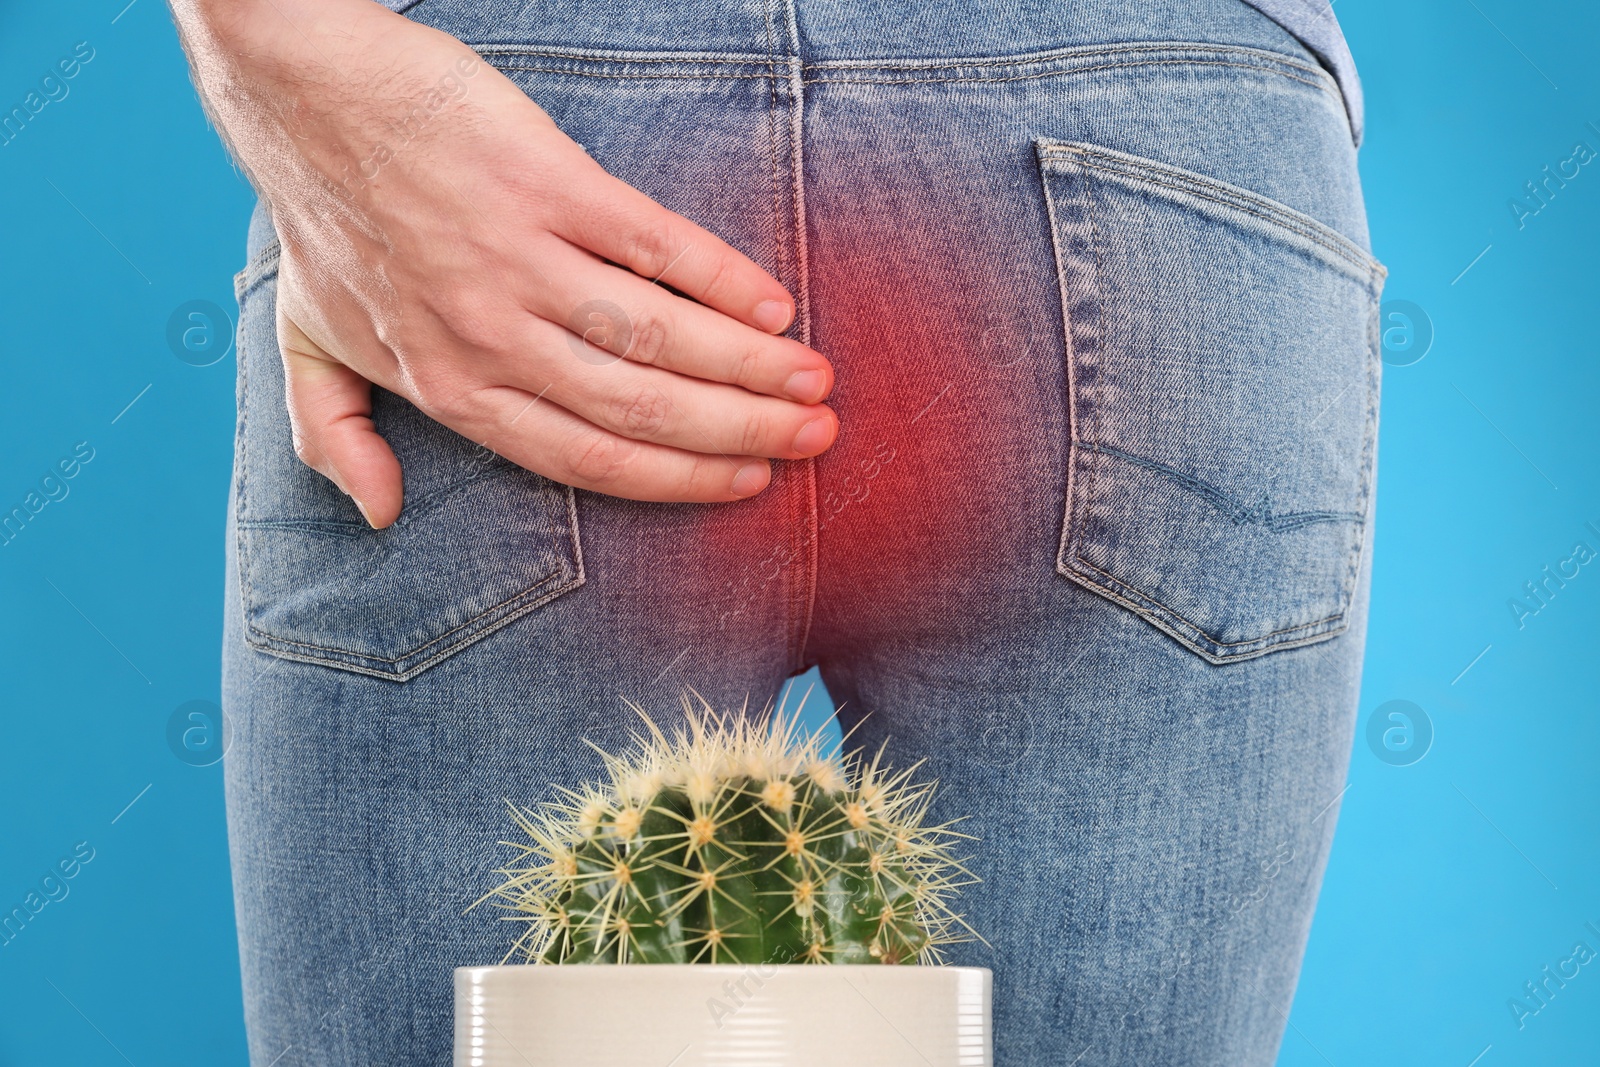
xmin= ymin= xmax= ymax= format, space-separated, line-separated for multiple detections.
xmin=223 ymin=0 xmax=1384 ymax=1063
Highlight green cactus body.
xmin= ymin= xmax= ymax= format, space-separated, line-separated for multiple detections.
xmin=483 ymin=700 xmax=975 ymax=965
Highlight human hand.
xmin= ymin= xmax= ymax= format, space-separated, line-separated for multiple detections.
xmin=172 ymin=0 xmax=836 ymax=527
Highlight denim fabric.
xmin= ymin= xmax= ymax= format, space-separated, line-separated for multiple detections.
xmin=376 ymin=0 xmax=1364 ymax=141
xmin=1233 ymin=0 xmax=1362 ymax=142
xmin=223 ymin=0 xmax=1383 ymax=1063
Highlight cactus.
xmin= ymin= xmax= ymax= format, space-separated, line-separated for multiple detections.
xmin=480 ymin=696 xmax=977 ymax=966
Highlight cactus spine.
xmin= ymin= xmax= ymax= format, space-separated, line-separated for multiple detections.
xmin=482 ymin=699 xmax=976 ymax=965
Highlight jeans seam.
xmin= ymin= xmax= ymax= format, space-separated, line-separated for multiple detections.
xmin=475 ymin=41 xmax=1330 ymax=84
xmin=244 ymin=569 xmax=565 ymax=662
xmin=1078 ymin=444 xmax=1363 ymax=531
xmin=804 ymin=57 xmax=1331 ymax=94
xmin=773 ymin=0 xmax=817 ymax=674
xmin=1040 ymin=145 xmax=1382 ymax=279
xmin=233 ymin=266 xmax=256 ymax=664
xmin=1342 ymin=301 xmax=1383 ymax=625
xmin=230 ymin=244 xmax=587 ymax=679
xmin=489 ymin=57 xmax=1328 ymax=96
xmin=1071 ymin=553 xmax=1349 ymax=645
xmin=238 ymin=463 xmax=516 ymax=535
xmin=1040 ymin=140 xmax=1376 ymax=659
xmin=804 ymin=41 xmax=1330 ymax=77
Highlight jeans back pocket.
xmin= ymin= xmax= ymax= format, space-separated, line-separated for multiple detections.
xmin=1036 ymin=139 xmax=1385 ymax=663
xmin=232 ymin=243 xmax=584 ymax=682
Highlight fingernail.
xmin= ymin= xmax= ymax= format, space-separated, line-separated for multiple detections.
xmin=783 ymin=369 xmax=826 ymax=403
xmin=753 ymin=299 xmax=794 ymax=334
xmin=791 ymin=417 xmax=835 ymax=457
xmin=353 ymin=497 xmax=378 ymax=528
xmin=730 ymin=461 xmax=770 ymax=498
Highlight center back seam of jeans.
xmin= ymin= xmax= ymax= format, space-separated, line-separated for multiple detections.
xmin=780 ymin=0 xmax=819 ymax=674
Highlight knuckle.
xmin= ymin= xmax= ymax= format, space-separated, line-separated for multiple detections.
xmin=561 ymin=431 xmax=633 ymax=488
xmin=732 ymin=343 xmax=767 ymax=389
xmin=427 ymin=288 xmax=504 ymax=354
xmin=737 ymin=409 xmax=774 ymax=456
xmin=697 ymin=251 xmax=740 ymax=305
xmin=612 ymin=387 xmax=673 ymax=438
xmin=623 ymin=220 xmax=675 ymax=278
xmin=684 ymin=455 xmax=729 ymax=499
xmin=409 ymin=371 xmax=473 ymax=423
xmin=624 ymin=311 xmax=671 ymax=367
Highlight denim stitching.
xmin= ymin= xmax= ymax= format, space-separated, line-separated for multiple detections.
xmin=1038 ymin=142 xmax=1377 ymax=657
xmin=233 ymin=266 xmax=255 ymax=651
xmin=1041 ymin=145 xmax=1381 ymax=279
xmin=1070 ymin=554 xmax=1348 ymax=645
xmin=233 ymin=250 xmax=584 ymax=674
xmin=245 ymin=569 xmax=564 ymax=662
xmin=238 ymin=461 xmax=517 ymax=535
xmin=470 ymin=46 xmax=771 ymax=63
xmin=490 ymin=59 xmax=1331 ymax=98
xmin=807 ymin=41 xmax=1331 ymax=81
xmin=783 ymin=37 xmax=820 ymax=669
xmin=479 ymin=41 xmax=1331 ymax=87
xmin=1340 ymin=298 xmax=1383 ymax=623
xmin=242 ymin=491 xmax=582 ymax=668
xmin=1081 ymin=157 xmax=1111 ymax=605
xmin=495 ymin=67 xmax=766 ymax=79
xmin=775 ymin=0 xmax=818 ymax=672
xmin=1040 ymin=145 xmax=1083 ymax=595
xmin=236 ymin=242 xmax=282 ymax=302
xmin=760 ymin=0 xmax=803 ymax=670
xmin=241 ymin=575 xmax=582 ymax=681
xmin=1080 ymin=444 xmax=1364 ymax=531
xmin=802 ymin=60 xmax=1331 ymax=95
xmin=761 ymin=0 xmax=785 ymax=324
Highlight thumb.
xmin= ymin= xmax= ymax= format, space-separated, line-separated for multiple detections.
xmin=278 ymin=305 xmax=403 ymax=529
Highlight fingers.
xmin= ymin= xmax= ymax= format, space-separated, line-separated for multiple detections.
xmin=460 ymin=383 xmax=774 ymax=503
xmin=521 ymin=235 xmax=834 ymax=404
xmin=551 ymin=168 xmax=798 ymax=336
xmin=500 ymin=318 xmax=838 ymax=459
xmin=279 ymin=307 xmax=404 ymax=529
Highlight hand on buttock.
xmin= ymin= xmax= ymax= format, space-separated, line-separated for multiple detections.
xmin=172 ymin=0 xmax=836 ymax=527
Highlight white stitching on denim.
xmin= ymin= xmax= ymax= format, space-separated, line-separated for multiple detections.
xmin=489 ymin=59 xmax=1331 ymax=98
xmin=494 ymin=68 xmax=766 ymax=79
xmin=807 ymin=41 xmax=1330 ymax=79
xmin=233 ymin=249 xmax=585 ymax=674
xmin=245 ymin=569 xmax=565 ymax=662
xmin=476 ymin=40 xmax=1332 ymax=88
xmin=1041 ymin=143 xmax=1382 ymax=279
xmin=804 ymin=58 xmax=1331 ymax=94
xmin=1038 ymin=142 xmax=1379 ymax=657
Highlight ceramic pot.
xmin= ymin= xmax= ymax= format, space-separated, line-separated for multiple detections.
xmin=454 ymin=963 xmax=992 ymax=1066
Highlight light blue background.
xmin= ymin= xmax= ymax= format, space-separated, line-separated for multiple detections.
xmin=1 ymin=1 xmax=1597 ymax=1064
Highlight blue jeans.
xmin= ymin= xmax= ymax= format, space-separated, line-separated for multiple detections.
xmin=223 ymin=0 xmax=1384 ymax=1062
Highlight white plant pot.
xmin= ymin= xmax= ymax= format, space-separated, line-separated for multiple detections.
xmin=455 ymin=964 xmax=992 ymax=1066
